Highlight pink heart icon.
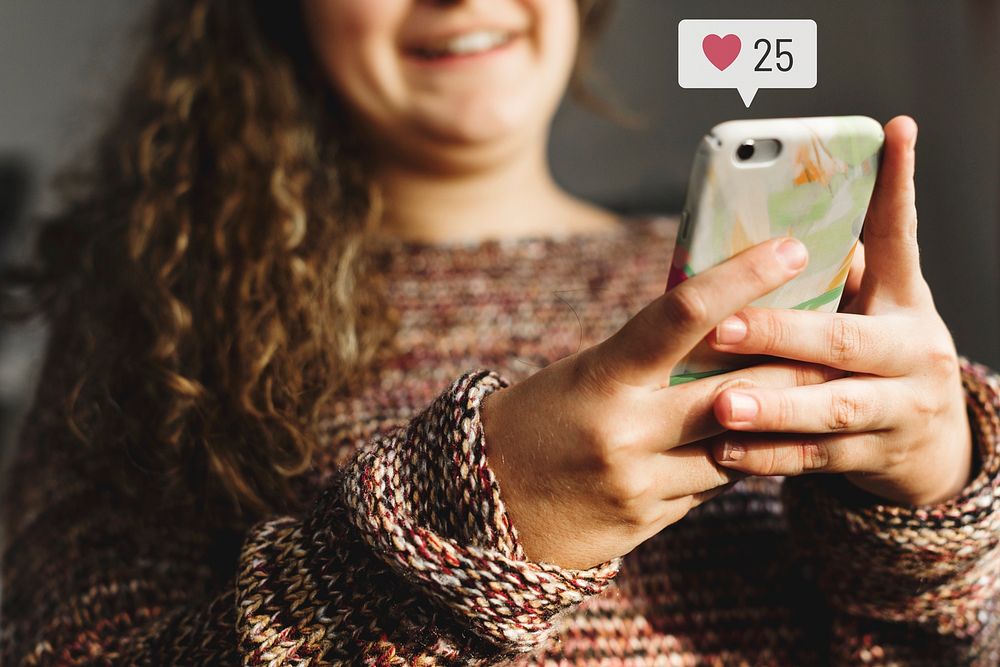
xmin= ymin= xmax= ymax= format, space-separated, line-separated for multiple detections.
xmin=702 ymin=33 xmax=741 ymax=71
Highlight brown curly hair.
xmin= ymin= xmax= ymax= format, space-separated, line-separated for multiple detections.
xmin=1 ymin=0 xmax=616 ymax=517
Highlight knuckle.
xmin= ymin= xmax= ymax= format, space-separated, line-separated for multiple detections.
xmin=633 ymin=504 xmax=664 ymax=531
xmin=587 ymin=423 xmax=636 ymax=465
xmin=757 ymin=311 xmax=789 ymax=354
xmin=800 ymin=442 xmax=830 ymax=471
xmin=747 ymin=447 xmax=784 ymax=477
xmin=744 ymin=257 xmax=776 ymax=290
xmin=923 ymin=340 xmax=959 ymax=378
xmin=758 ymin=446 xmax=783 ymax=476
xmin=882 ymin=440 xmax=909 ymax=470
xmin=790 ymin=362 xmax=839 ymax=387
xmin=914 ymin=395 xmax=938 ymax=420
xmin=774 ymin=395 xmax=796 ymax=429
xmin=828 ymin=393 xmax=862 ymax=431
xmin=714 ymin=376 xmax=757 ymax=397
xmin=603 ymin=468 xmax=657 ymax=529
xmin=908 ymin=383 xmax=942 ymax=421
xmin=663 ymin=285 xmax=710 ymax=328
xmin=604 ymin=464 xmax=653 ymax=507
xmin=793 ymin=363 xmax=813 ymax=388
xmin=570 ymin=403 xmax=626 ymax=465
xmin=785 ymin=362 xmax=827 ymax=388
xmin=829 ymin=318 xmax=865 ymax=364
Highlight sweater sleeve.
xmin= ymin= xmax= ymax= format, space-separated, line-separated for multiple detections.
xmin=781 ymin=358 xmax=1000 ymax=665
xmin=0 ymin=369 xmax=620 ymax=666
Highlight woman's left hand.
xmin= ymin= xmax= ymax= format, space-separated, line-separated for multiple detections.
xmin=708 ymin=116 xmax=974 ymax=507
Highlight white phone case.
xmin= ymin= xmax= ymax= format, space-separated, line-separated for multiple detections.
xmin=668 ymin=116 xmax=884 ymax=384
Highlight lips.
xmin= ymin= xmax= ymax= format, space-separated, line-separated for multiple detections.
xmin=404 ymin=29 xmax=521 ymax=61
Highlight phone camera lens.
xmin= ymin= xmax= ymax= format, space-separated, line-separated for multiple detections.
xmin=737 ymin=142 xmax=756 ymax=161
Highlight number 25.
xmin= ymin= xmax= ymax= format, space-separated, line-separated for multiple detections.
xmin=754 ymin=38 xmax=793 ymax=72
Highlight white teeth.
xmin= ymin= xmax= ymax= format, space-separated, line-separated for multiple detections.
xmin=417 ymin=30 xmax=512 ymax=58
xmin=445 ymin=31 xmax=509 ymax=55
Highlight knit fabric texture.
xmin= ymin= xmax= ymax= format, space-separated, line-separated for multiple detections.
xmin=2 ymin=216 xmax=999 ymax=665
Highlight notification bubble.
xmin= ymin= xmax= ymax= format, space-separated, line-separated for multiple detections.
xmin=678 ymin=19 xmax=817 ymax=107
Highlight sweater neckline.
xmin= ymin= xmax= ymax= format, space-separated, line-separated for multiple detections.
xmin=373 ymin=215 xmax=669 ymax=257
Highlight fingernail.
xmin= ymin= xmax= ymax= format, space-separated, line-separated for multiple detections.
xmin=721 ymin=442 xmax=746 ymax=462
xmin=715 ymin=316 xmax=747 ymax=345
xmin=776 ymin=238 xmax=808 ymax=270
xmin=728 ymin=392 xmax=758 ymax=422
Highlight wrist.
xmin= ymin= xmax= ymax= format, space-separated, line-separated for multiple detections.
xmin=479 ymin=388 xmax=513 ymax=490
xmin=846 ymin=413 xmax=974 ymax=507
xmin=479 ymin=388 xmax=531 ymax=549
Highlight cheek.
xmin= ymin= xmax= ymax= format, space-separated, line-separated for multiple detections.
xmin=407 ymin=1 xmax=579 ymax=147
xmin=528 ymin=0 xmax=580 ymax=86
xmin=305 ymin=0 xmax=408 ymax=122
xmin=483 ymin=0 xmax=577 ymax=135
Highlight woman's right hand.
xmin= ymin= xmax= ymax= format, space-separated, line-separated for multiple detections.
xmin=480 ymin=236 xmax=838 ymax=570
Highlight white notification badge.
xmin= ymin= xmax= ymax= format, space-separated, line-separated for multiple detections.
xmin=678 ymin=19 xmax=817 ymax=107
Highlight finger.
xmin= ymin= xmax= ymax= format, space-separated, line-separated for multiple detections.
xmin=601 ymin=237 xmax=809 ymax=387
xmin=657 ymin=443 xmax=746 ymax=499
xmin=710 ymin=432 xmax=880 ymax=476
xmin=711 ymin=308 xmax=911 ymax=376
xmin=650 ymin=479 xmax=740 ymax=533
xmin=861 ymin=115 xmax=928 ymax=307
xmin=643 ymin=361 xmax=846 ymax=450
xmin=713 ymin=377 xmax=903 ymax=434
xmin=841 ymin=241 xmax=865 ymax=310
xmin=688 ymin=479 xmax=739 ymax=509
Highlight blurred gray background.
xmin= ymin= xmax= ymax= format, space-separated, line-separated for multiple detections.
xmin=2 ymin=1 xmax=999 ymax=458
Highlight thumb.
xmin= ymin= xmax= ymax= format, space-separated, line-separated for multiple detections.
xmin=859 ymin=115 xmax=928 ymax=308
xmin=839 ymin=240 xmax=865 ymax=313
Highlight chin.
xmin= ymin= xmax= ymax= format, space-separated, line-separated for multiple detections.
xmin=418 ymin=114 xmax=524 ymax=146
xmin=413 ymin=93 xmax=543 ymax=147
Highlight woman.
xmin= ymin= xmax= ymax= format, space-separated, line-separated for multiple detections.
xmin=1 ymin=0 xmax=997 ymax=664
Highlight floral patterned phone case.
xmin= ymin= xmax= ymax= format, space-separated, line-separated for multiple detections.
xmin=668 ymin=116 xmax=884 ymax=385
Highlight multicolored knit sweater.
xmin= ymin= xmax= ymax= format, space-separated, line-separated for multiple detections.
xmin=2 ymin=217 xmax=999 ymax=665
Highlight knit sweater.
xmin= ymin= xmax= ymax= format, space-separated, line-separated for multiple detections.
xmin=2 ymin=216 xmax=999 ymax=666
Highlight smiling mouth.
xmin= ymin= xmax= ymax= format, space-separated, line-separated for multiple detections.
xmin=406 ymin=30 xmax=519 ymax=61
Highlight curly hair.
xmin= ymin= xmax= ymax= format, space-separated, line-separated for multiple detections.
xmin=1 ymin=0 xmax=616 ymax=517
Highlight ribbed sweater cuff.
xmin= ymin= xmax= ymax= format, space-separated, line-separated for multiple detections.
xmin=782 ymin=358 xmax=1000 ymax=633
xmin=339 ymin=369 xmax=621 ymax=653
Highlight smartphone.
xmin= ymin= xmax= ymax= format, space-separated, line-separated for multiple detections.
xmin=667 ymin=115 xmax=885 ymax=385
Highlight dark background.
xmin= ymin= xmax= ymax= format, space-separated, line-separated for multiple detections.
xmin=2 ymin=1 xmax=999 ymax=459
xmin=548 ymin=0 xmax=999 ymax=371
